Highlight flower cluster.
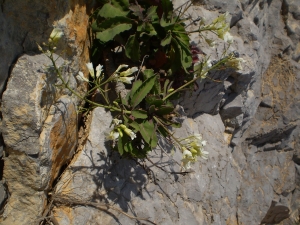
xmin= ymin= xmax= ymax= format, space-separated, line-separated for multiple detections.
xmin=76 ymin=63 xmax=138 ymax=85
xmin=225 ymin=56 xmax=246 ymax=71
xmin=76 ymin=62 xmax=103 ymax=83
xmin=113 ymin=65 xmax=138 ymax=84
xmin=106 ymin=119 xmax=137 ymax=147
xmin=180 ymin=134 xmax=208 ymax=170
xmin=202 ymin=12 xmax=233 ymax=44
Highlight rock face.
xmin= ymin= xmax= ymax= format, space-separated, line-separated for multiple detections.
xmin=0 ymin=0 xmax=299 ymax=224
xmin=0 ymin=0 xmax=91 ymax=224
xmin=1 ymin=54 xmax=78 ymax=225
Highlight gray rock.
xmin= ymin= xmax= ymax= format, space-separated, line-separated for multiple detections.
xmin=1 ymin=54 xmax=78 ymax=225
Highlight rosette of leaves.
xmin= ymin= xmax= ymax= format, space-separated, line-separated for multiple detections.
xmin=113 ymin=69 xmax=181 ymax=158
xmin=91 ymin=0 xmax=192 ymax=74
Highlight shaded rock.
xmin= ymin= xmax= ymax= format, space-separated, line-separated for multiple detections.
xmin=0 ymin=0 xmax=92 ymax=96
xmin=0 ymin=181 xmax=7 ymax=211
xmin=53 ymin=108 xmax=244 ymax=225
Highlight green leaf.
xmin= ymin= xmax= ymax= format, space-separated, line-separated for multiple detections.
xmin=129 ymin=120 xmax=139 ymax=131
xmin=145 ymin=95 xmax=164 ymax=107
xmin=157 ymin=125 xmax=169 ymax=138
xmin=98 ymin=3 xmax=129 ymax=18
xmin=118 ymin=135 xmax=124 ymax=155
xmin=161 ymin=32 xmax=172 ymax=46
xmin=163 ymin=79 xmax=170 ymax=97
xmin=130 ymin=80 xmax=143 ymax=99
xmin=155 ymin=105 xmax=174 ymax=116
xmin=142 ymin=69 xmax=154 ymax=79
xmin=138 ymin=23 xmax=157 ymax=37
xmin=125 ymin=34 xmax=140 ymax=61
xmin=161 ymin=0 xmax=173 ymax=17
xmin=170 ymin=121 xmax=181 ymax=128
xmin=132 ymin=109 xmax=148 ymax=119
xmin=121 ymin=92 xmax=130 ymax=106
xmin=124 ymin=141 xmax=133 ymax=153
xmin=129 ymin=5 xmax=144 ymax=20
xmin=171 ymin=37 xmax=192 ymax=73
xmin=145 ymin=6 xmax=158 ymax=21
xmin=160 ymin=15 xmax=174 ymax=28
xmin=130 ymin=75 xmax=157 ymax=108
xmin=95 ymin=17 xmax=132 ymax=42
xmin=111 ymin=0 xmax=129 ymax=11
xmin=138 ymin=120 xmax=158 ymax=148
xmin=148 ymin=105 xmax=156 ymax=114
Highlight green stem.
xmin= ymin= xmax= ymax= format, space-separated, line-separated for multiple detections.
xmin=162 ymin=57 xmax=228 ymax=101
xmin=153 ymin=116 xmax=183 ymax=148
xmin=48 ymin=53 xmax=131 ymax=114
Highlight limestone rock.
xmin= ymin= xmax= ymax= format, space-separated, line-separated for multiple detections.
xmin=0 ymin=0 xmax=92 ymax=96
xmin=0 ymin=54 xmax=77 ymax=225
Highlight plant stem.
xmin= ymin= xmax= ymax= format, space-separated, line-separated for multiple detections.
xmin=162 ymin=57 xmax=228 ymax=101
xmin=48 ymin=53 xmax=131 ymax=114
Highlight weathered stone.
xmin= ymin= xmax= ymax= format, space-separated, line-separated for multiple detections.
xmin=0 ymin=0 xmax=92 ymax=96
xmin=0 ymin=54 xmax=77 ymax=224
xmin=0 ymin=181 xmax=7 ymax=211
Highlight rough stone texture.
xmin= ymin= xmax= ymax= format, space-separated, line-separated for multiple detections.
xmin=53 ymin=108 xmax=242 ymax=225
xmin=0 ymin=0 xmax=299 ymax=224
xmin=50 ymin=0 xmax=300 ymax=224
xmin=0 ymin=0 xmax=92 ymax=96
xmin=0 ymin=55 xmax=77 ymax=224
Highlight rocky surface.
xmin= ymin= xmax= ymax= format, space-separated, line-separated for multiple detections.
xmin=0 ymin=0 xmax=299 ymax=224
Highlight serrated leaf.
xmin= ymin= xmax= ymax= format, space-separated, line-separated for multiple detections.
xmin=160 ymin=14 xmax=174 ymax=28
xmin=132 ymin=109 xmax=148 ymax=119
xmin=130 ymin=75 xmax=157 ymax=108
xmin=142 ymin=69 xmax=154 ymax=80
xmin=96 ymin=17 xmax=132 ymax=42
xmin=155 ymin=105 xmax=174 ymax=116
xmin=138 ymin=23 xmax=157 ymax=36
xmin=129 ymin=5 xmax=144 ymax=20
xmin=125 ymin=34 xmax=140 ymax=61
xmin=111 ymin=0 xmax=129 ymax=11
xmin=130 ymin=80 xmax=143 ymax=99
xmin=98 ymin=3 xmax=129 ymax=18
xmin=171 ymin=37 xmax=192 ymax=73
xmin=138 ymin=120 xmax=158 ymax=148
xmin=161 ymin=32 xmax=172 ymax=46
xmin=145 ymin=6 xmax=158 ymax=21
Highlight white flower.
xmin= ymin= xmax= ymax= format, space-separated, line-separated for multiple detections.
xmin=181 ymin=149 xmax=194 ymax=170
xmin=112 ymin=118 xmax=122 ymax=125
xmin=107 ymin=130 xmax=120 ymax=141
xmin=182 ymin=160 xmax=191 ymax=170
xmin=120 ymin=67 xmax=138 ymax=77
xmin=76 ymin=71 xmax=89 ymax=82
xmin=115 ymin=64 xmax=129 ymax=73
xmin=96 ymin=64 xmax=103 ymax=78
xmin=117 ymin=76 xmax=135 ymax=84
xmin=224 ymin=32 xmax=233 ymax=44
xmin=86 ymin=62 xmax=95 ymax=78
xmin=49 ymin=28 xmax=64 ymax=43
xmin=200 ymin=150 xmax=209 ymax=159
xmin=225 ymin=57 xmax=245 ymax=70
xmin=120 ymin=125 xmax=136 ymax=140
